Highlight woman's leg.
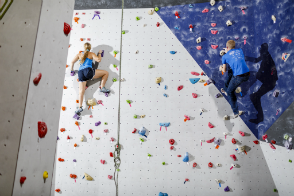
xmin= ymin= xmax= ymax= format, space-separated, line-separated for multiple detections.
xmin=77 ymin=81 xmax=87 ymax=112
xmin=93 ymin=69 xmax=109 ymax=88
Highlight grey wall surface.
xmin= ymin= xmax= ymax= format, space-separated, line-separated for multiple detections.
xmin=0 ymin=1 xmax=42 ymax=195
xmin=11 ymin=0 xmax=75 ymax=195
xmin=74 ymin=0 xmax=223 ymax=9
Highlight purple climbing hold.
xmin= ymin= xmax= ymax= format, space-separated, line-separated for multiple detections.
xmin=73 ymin=113 xmax=80 ymax=120
xmin=215 ymin=93 xmax=221 ymax=98
xmin=224 ymin=186 xmax=230 ymax=192
xmin=73 ymin=159 xmax=77 ymax=162
xmin=95 ymin=121 xmax=101 ymax=126
xmin=235 ymin=36 xmax=239 ymax=40
xmin=70 ymin=71 xmax=75 ymax=76
xmin=105 ymin=92 xmax=109 ymax=97
xmin=101 ymin=50 xmax=104 ymax=57
xmin=57 ymin=136 xmax=59 ymax=140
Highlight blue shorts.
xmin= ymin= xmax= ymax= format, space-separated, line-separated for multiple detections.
xmin=78 ymin=68 xmax=95 ymax=82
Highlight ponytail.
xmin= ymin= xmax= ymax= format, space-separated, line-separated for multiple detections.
xmin=80 ymin=42 xmax=91 ymax=64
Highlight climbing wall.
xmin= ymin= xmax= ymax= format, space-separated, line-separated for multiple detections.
xmin=12 ymin=0 xmax=75 ymax=195
xmin=118 ymin=9 xmax=276 ymax=196
xmin=0 ymin=0 xmax=42 ymax=195
xmin=53 ymin=9 xmax=121 ymax=195
xmin=157 ymin=0 xmax=294 ymax=141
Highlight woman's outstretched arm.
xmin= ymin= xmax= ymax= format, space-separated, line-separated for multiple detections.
xmin=70 ymin=54 xmax=80 ymax=71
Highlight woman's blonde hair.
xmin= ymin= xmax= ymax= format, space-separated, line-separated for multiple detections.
xmin=226 ymin=40 xmax=235 ymax=49
xmin=80 ymin=42 xmax=91 ymax=64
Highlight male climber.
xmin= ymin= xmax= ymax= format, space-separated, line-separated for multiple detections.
xmin=219 ymin=40 xmax=250 ymax=118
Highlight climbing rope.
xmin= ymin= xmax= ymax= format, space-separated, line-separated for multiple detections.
xmin=113 ymin=0 xmax=124 ymax=195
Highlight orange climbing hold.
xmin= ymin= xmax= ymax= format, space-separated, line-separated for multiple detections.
xmin=58 ymin=158 xmax=64 ymax=162
xmin=66 ymin=65 xmax=69 ymax=68
xmin=63 ymin=86 xmax=67 ymax=89
xmin=74 ymin=17 xmax=79 ymax=24
xmin=61 ymin=106 xmax=66 ymax=111
xmin=60 ymin=128 xmax=65 ymax=132
xmin=75 ymin=121 xmax=79 ymax=126
xmin=76 ymin=100 xmax=79 ymax=103
xmin=70 ymin=174 xmax=77 ymax=179
xmin=77 ymin=79 xmax=79 ymax=82
xmin=74 ymin=143 xmax=77 ymax=147
xmin=80 ymin=38 xmax=84 ymax=41
xmin=55 ymin=189 xmax=61 ymax=193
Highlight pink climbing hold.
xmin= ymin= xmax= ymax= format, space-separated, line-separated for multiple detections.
xmin=192 ymin=93 xmax=197 ymax=98
xmin=208 ymin=122 xmax=214 ymax=128
xmin=211 ymin=45 xmax=218 ymax=49
xmin=269 ymin=143 xmax=276 ymax=150
xmin=191 ymin=72 xmax=200 ymax=76
xmin=100 ymin=160 xmax=105 ymax=164
xmin=206 ymin=137 xmax=215 ymax=143
xmin=108 ymin=175 xmax=113 ymax=179
xmin=239 ymin=131 xmax=245 ymax=137
xmin=87 ymin=38 xmax=91 ymax=41
xmin=211 ymin=30 xmax=218 ymax=34
xmin=177 ymin=85 xmax=183 ymax=91
xmin=211 ymin=23 xmax=216 ymax=27
xmin=184 ymin=115 xmax=190 ymax=120
xmin=81 ymin=24 xmax=85 ymax=28
xmin=205 ymin=60 xmax=209 ymax=64
xmin=230 ymin=154 xmax=236 ymax=161
xmin=202 ymin=8 xmax=209 ymax=13
xmin=196 ymin=46 xmax=202 ymax=50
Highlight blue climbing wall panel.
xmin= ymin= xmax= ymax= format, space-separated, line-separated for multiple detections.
xmin=157 ymin=0 xmax=294 ymax=139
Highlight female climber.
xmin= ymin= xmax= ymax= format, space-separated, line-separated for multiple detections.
xmin=70 ymin=42 xmax=110 ymax=114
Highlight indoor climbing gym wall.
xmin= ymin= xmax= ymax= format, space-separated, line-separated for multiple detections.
xmin=1 ymin=0 xmax=294 ymax=195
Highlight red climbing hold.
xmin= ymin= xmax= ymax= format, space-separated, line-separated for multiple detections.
xmin=271 ymin=140 xmax=276 ymax=144
xmin=110 ymin=152 xmax=113 ymax=157
xmin=262 ymin=134 xmax=268 ymax=140
xmin=70 ymin=174 xmax=77 ymax=179
xmin=192 ymin=93 xmax=198 ymax=98
xmin=201 ymin=72 xmax=205 ymax=75
xmin=206 ymin=137 xmax=215 ymax=143
xmin=269 ymin=143 xmax=276 ymax=149
xmin=156 ymin=22 xmax=160 ymax=27
xmin=20 ymin=176 xmax=26 ymax=185
xmin=205 ymin=60 xmax=209 ymax=64
xmin=193 ymin=162 xmax=197 ymax=167
xmin=108 ymin=175 xmax=113 ymax=179
xmin=211 ymin=30 xmax=218 ymax=34
xmin=211 ymin=23 xmax=216 ymax=27
xmin=67 ymin=135 xmax=70 ymax=140
xmin=191 ymin=72 xmax=200 ymax=76
xmin=89 ymin=129 xmax=93 ymax=134
xmin=175 ymin=11 xmax=180 ymax=18
xmin=55 ymin=189 xmax=61 ymax=193
xmin=196 ymin=46 xmax=202 ymax=50
xmin=230 ymin=154 xmax=236 ymax=161
xmin=170 ymin=146 xmax=174 ymax=150
xmin=169 ymin=139 xmax=175 ymax=145
xmin=177 ymin=85 xmax=183 ymax=91
xmin=58 ymin=158 xmax=64 ymax=162
xmin=132 ymin=128 xmax=137 ymax=133
xmin=64 ymin=22 xmax=71 ymax=35
xmin=60 ymin=128 xmax=65 ymax=132
xmin=177 ymin=155 xmax=181 ymax=157
xmin=211 ymin=45 xmax=218 ymax=49
xmin=33 ymin=73 xmax=42 ymax=85
xmin=281 ymin=38 xmax=292 ymax=43
xmin=208 ymin=162 xmax=213 ymax=167
xmin=208 ymin=122 xmax=214 ymax=128
xmin=239 ymin=131 xmax=245 ymax=137
xmin=38 ymin=121 xmax=47 ymax=138
xmin=202 ymin=8 xmax=209 ymax=13
xmin=189 ymin=24 xmax=193 ymax=29
xmin=253 ymin=140 xmax=259 ymax=144
xmin=232 ymin=138 xmax=237 ymax=144
xmin=100 ymin=159 xmax=105 ymax=164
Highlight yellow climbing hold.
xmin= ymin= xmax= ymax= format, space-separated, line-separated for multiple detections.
xmin=43 ymin=171 xmax=48 ymax=179
xmin=84 ymin=172 xmax=93 ymax=181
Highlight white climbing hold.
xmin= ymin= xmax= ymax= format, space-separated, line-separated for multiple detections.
xmin=217 ymin=163 xmax=221 ymax=167
xmin=218 ymin=5 xmax=224 ymax=12
xmin=215 ymin=179 xmax=221 ymax=183
xmin=271 ymin=15 xmax=276 ymax=23
xmin=226 ymin=20 xmax=232 ymax=26
xmin=223 ymin=115 xmax=229 ymax=120
xmin=95 ymin=137 xmax=100 ymax=140
xmin=81 ymin=135 xmax=84 ymax=142
xmin=210 ymin=0 xmax=215 ymax=6
xmin=235 ymin=87 xmax=241 ymax=93
xmin=196 ymin=37 xmax=201 ymax=43
xmin=135 ymin=50 xmax=139 ymax=54
xmin=148 ymin=8 xmax=155 ymax=15
xmin=140 ymin=115 xmax=145 ymax=118
xmin=220 ymin=50 xmax=226 ymax=56
xmin=199 ymin=79 xmax=206 ymax=83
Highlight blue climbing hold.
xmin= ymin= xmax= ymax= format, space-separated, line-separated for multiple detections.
xmin=159 ymin=192 xmax=168 ymax=196
xmin=189 ymin=4 xmax=194 ymax=8
xmin=138 ymin=127 xmax=147 ymax=138
xmin=163 ymin=93 xmax=168 ymax=97
xmin=159 ymin=122 xmax=170 ymax=127
xmin=170 ymin=51 xmax=176 ymax=54
xmin=189 ymin=78 xmax=200 ymax=84
xmin=174 ymin=26 xmax=179 ymax=30
xmin=183 ymin=152 xmax=189 ymax=162
xmin=164 ymin=85 xmax=167 ymax=90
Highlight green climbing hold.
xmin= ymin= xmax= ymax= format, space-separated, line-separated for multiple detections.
xmin=284 ymin=134 xmax=289 ymax=140
xmin=113 ymin=64 xmax=117 ymax=68
xmin=104 ymin=122 xmax=108 ymax=125
xmin=155 ymin=7 xmax=159 ymax=12
xmin=162 ymin=162 xmax=165 ymax=165
xmin=148 ymin=153 xmax=151 ymax=157
xmin=136 ymin=16 xmax=140 ymax=21
xmin=134 ymin=115 xmax=137 ymax=119
xmin=126 ymin=100 xmax=131 ymax=104
xmin=113 ymin=51 xmax=118 ymax=55
xmin=274 ymin=189 xmax=277 ymax=192
xmin=112 ymin=78 xmax=117 ymax=82
xmin=122 ymin=30 xmax=125 ymax=34
xmin=140 ymin=138 xmax=144 ymax=142
xmin=289 ymin=159 xmax=292 ymax=163
xmin=148 ymin=65 xmax=153 ymax=68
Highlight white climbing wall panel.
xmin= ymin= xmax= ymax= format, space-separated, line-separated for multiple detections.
xmin=118 ymin=9 xmax=277 ymax=196
xmin=53 ymin=9 xmax=121 ymax=196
